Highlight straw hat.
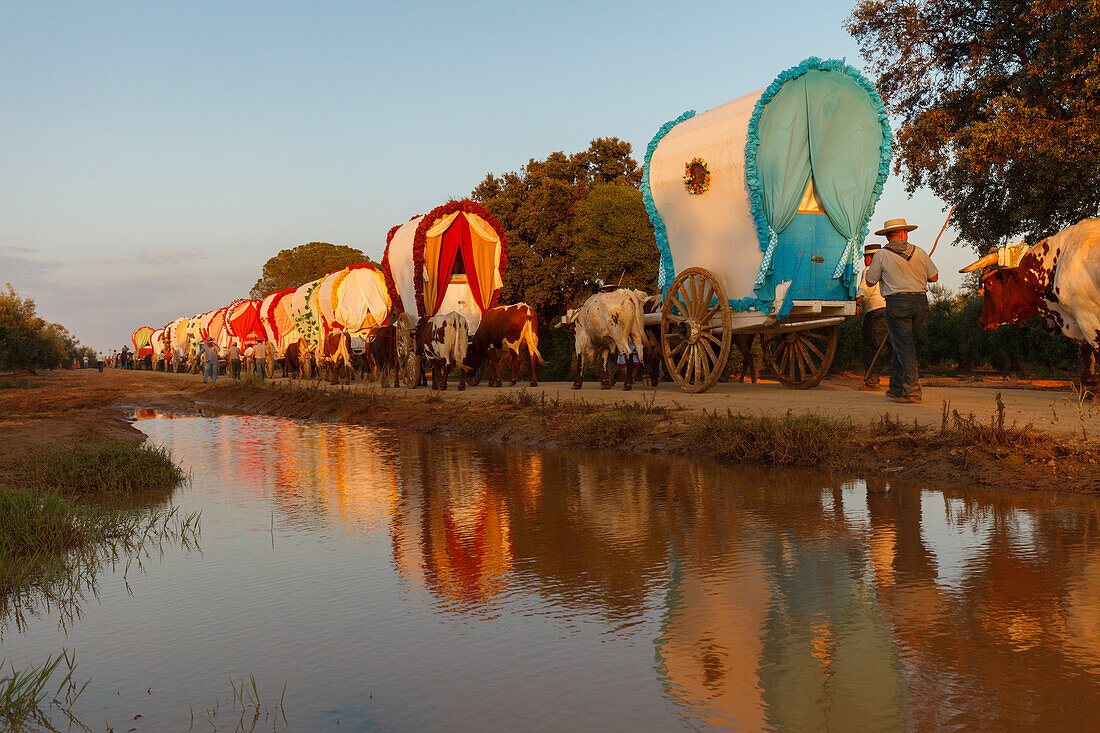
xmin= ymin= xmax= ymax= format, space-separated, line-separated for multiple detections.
xmin=875 ymin=218 xmax=918 ymax=236
xmin=864 ymin=243 xmax=881 ymax=254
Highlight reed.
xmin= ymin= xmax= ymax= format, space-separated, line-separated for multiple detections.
xmin=565 ymin=404 xmax=660 ymax=448
xmin=0 ymin=650 xmax=88 ymax=731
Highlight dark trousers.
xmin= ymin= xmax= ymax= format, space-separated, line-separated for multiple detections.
xmin=231 ymin=359 xmax=241 ymax=379
xmin=884 ymin=293 xmax=928 ymax=398
xmin=861 ymin=309 xmax=889 ymax=385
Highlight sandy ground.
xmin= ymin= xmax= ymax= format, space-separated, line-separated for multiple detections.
xmin=114 ymin=368 xmax=1091 ymax=438
xmin=1 ymin=368 xmax=1096 ymax=492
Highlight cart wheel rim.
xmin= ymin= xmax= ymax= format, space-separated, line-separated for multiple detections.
xmin=660 ymin=267 xmax=732 ymax=394
xmin=763 ymin=325 xmax=838 ymax=389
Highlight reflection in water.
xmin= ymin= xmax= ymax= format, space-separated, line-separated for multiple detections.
xmin=44 ymin=415 xmax=1100 ymax=729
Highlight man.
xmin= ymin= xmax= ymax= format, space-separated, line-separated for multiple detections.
xmin=857 ymin=243 xmax=889 ymax=391
xmin=201 ymin=338 xmax=219 ymax=384
xmin=863 ymin=218 xmax=938 ymax=404
xmin=253 ymin=340 xmax=267 ymax=381
xmin=227 ymin=339 xmax=241 ymax=380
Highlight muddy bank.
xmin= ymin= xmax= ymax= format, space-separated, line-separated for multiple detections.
xmin=1 ymin=370 xmax=1097 ymax=493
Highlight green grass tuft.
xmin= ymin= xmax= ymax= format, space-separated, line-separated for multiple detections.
xmin=6 ymin=440 xmax=185 ymax=498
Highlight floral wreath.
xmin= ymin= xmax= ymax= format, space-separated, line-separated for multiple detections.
xmin=683 ymin=157 xmax=711 ymax=195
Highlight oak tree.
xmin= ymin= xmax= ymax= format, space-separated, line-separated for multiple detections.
xmin=848 ymin=0 xmax=1100 ymax=250
xmin=249 ymin=242 xmax=372 ymax=299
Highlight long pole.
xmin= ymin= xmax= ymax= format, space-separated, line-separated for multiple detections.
xmin=863 ymin=333 xmax=890 ymax=384
xmin=929 ymin=205 xmax=955 ymax=257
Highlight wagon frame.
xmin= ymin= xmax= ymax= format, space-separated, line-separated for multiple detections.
xmin=644 ymin=267 xmax=853 ymax=393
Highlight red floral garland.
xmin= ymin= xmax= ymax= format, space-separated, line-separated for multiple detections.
xmin=410 ymin=199 xmax=509 ymax=320
xmin=382 ymin=215 xmax=415 ymax=312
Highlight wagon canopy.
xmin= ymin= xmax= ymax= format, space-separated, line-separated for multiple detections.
xmin=132 ymin=326 xmax=154 ymax=355
xmin=264 ymin=288 xmax=300 ymax=354
xmin=644 ymin=57 xmax=891 ymax=317
xmin=225 ymin=299 xmax=267 ymax=346
xmin=331 ymin=264 xmax=390 ymax=336
xmin=382 ymin=200 xmax=507 ymax=327
xmin=290 ymin=278 xmax=325 ymax=350
xmin=171 ymin=318 xmax=190 ymax=354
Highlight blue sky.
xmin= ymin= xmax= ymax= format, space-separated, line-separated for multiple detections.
xmin=1 ymin=1 xmax=969 ymax=350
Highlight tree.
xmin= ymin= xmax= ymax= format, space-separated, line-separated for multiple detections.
xmin=0 ymin=284 xmax=74 ymax=372
xmin=249 ymin=242 xmax=372 ymax=299
xmin=847 ymin=0 xmax=1100 ymax=250
xmin=471 ymin=137 xmax=652 ymax=326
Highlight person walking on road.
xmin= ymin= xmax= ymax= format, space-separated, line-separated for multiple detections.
xmin=857 ymin=243 xmax=889 ymax=391
xmin=863 ymin=218 xmax=938 ymax=404
xmin=253 ymin=340 xmax=267 ymax=381
xmin=201 ymin=338 xmax=219 ymax=384
xmin=227 ymin=340 xmax=241 ymax=380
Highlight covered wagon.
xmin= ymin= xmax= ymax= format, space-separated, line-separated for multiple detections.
xmin=382 ymin=200 xmax=507 ymax=333
xmin=225 ymin=299 xmax=267 ymax=348
xmin=131 ymin=326 xmax=155 ymax=367
xmin=642 ymin=57 xmax=891 ymax=391
xmin=261 ymin=288 xmax=301 ymax=357
xmin=382 ymin=201 xmax=508 ymax=386
xmin=317 ymin=263 xmax=391 ymax=337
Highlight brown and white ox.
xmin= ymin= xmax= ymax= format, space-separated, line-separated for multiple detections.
xmin=464 ymin=303 xmax=546 ymax=387
xmin=282 ymin=340 xmax=311 ymax=380
xmin=961 ymin=218 xmax=1100 ymax=386
xmin=321 ymin=331 xmax=353 ymax=384
xmin=417 ymin=312 xmax=469 ymax=391
xmin=557 ymin=289 xmax=646 ymax=390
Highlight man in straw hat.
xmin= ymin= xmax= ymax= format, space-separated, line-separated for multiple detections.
xmin=863 ymin=218 xmax=938 ymax=403
xmin=857 ymin=242 xmax=889 ymax=391
xmin=201 ymin=337 xmax=219 ymax=384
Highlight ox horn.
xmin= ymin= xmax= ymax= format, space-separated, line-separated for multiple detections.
xmin=959 ymin=252 xmax=999 ymax=273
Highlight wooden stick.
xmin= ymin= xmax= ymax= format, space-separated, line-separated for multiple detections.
xmin=929 ymin=205 xmax=955 ymax=257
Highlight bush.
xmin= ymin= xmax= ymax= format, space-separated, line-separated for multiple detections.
xmin=692 ymin=410 xmax=845 ymax=466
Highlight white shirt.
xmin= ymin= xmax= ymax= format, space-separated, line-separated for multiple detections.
xmin=857 ymin=271 xmax=886 ymax=313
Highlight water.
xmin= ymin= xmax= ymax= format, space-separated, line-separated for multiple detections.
xmin=6 ymin=413 xmax=1100 ymax=731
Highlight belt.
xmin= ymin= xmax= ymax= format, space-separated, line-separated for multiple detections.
xmin=886 ymin=292 xmax=925 ymax=296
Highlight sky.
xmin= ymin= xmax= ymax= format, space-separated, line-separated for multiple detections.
xmin=1 ymin=1 xmax=975 ymax=351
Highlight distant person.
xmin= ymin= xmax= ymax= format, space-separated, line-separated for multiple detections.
xmin=253 ymin=341 xmax=267 ymax=381
xmin=863 ymin=218 xmax=939 ymax=404
xmin=857 ymin=242 xmax=889 ymax=391
xmin=201 ymin=338 xmax=219 ymax=384
xmin=97 ymin=352 xmax=104 ymax=372
xmin=227 ymin=340 xmax=241 ymax=379
xmin=82 ymin=355 xmax=89 ymax=369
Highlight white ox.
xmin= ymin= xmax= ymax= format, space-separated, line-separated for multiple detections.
xmin=961 ymin=217 xmax=1100 ymax=386
xmin=417 ymin=311 xmax=470 ymax=391
xmin=557 ymin=289 xmax=646 ymax=390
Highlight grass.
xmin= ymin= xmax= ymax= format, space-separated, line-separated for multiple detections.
xmin=691 ymin=410 xmax=846 ymax=467
xmin=1 ymin=650 xmax=88 ymax=731
xmin=192 ymin=674 xmax=289 ymax=731
xmin=938 ymin=393 xmax=1038 ymax=450
xmin=4 ymin=440 xmax=186 ymax=499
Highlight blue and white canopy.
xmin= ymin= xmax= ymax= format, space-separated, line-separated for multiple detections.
xmin=643 ymin=57 xmax=892 ymax=317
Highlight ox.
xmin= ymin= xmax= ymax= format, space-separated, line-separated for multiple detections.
xmin=464 ymin=303 xmax=546 ymax=387
xmin=283 ymin=341 xmax=309 ymax=380
xmin=557 ymin=289 xmax=646 ymax=390
xmin=363 ymin=324 xmax=400 ymax=387
xmin=321 ymin=332 xmax=353 ymax=385
xmin=417 ymin=312 xmax=469 ymax=391
xmin=961 ymin=218 xmax=1100 ymax=387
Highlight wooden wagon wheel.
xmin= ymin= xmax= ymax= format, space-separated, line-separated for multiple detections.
xmin=660 ymin=267 xmax=733 ymax=393
xmin=762 ymin=325 xmax=838 ymax=390
xmin=395 ymin=315 xmax=420 ymax=388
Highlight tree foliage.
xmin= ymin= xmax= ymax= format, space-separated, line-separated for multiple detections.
xmin=471 ymin=137 xmax=656 ymax=328
xmin=0 ymin=285 xmax=88 ymax=372
xmin=249 ymin=242 xmax=372 ymax=299
xmin=848 ymin=0 xmax=1100 ymax=250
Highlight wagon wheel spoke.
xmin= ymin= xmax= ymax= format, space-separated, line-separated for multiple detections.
xmin=668 ymin=338 xmax=687 ymax=358
xmin=698 ymin=337 xmax=719 ymax=375
xmin=801 ymin=335 xmax=826 ymax=361
xmin=777 ymin=341 xmax=792 ymax=377
xmin=794 ymin=342 xmax=813 ymax=381
xmin=694 ymin=278 xmax=712 ymax=321
xmin=701 ymin=330 xmax=724 ymax=349
xmin=675 ymin=342 xmax=693 ymax=376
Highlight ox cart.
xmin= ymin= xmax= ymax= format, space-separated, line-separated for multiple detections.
xmin=642 ymin=57 xmax=892 ymax=392
xmin=382 ymin=200 xmax=508 ymax=387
